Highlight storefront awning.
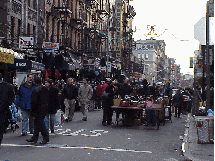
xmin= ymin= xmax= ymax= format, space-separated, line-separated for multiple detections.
xmin=10 ymin=59 xmax=45 ymax=70
xmin=0 ymin=52 xmax=15 ymax=64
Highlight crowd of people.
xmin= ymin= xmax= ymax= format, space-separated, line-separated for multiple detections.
xmin=0 ymin=73 xmax=193 ymax=145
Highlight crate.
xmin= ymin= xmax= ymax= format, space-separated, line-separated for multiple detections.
xmin=195 ymin=116 xmax=214 ymax=144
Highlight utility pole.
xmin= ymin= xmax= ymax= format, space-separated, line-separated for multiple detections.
xmin=106 ymin=14 xmax=110 ymax=77
xmin=206 ymin=1 xmax=212 ymax=109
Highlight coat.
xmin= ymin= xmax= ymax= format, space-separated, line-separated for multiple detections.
xmin=48 ymin=86 xmax=60 ymax=114
xmin=78 ymin=84 xmax=93 ymax=104
xmin=102 ymin=83 xmax=108 ymax=93
xmin=63 ymin=84 xmax=78 ymax=100
xmin=15 ymin=82 xmax=36 ymax=110
xmin=96 ymin=84 xmax=103 ymax=97
xmin=31 ymin=85 xmax=49 ymax=118
xmin=0 ymin=82 xmax=15 ymax=113
xmin=119 ymin=83 xmax=133 ymax=99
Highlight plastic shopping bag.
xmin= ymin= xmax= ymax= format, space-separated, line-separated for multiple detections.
xmin=55 ymin=109 xmax=64 ymax=126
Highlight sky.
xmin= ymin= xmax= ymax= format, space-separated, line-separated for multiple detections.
xmin=129 ymin=0 xmax=209 ymax=75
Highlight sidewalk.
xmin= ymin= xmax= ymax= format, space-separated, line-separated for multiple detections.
xmin=182 ymin=114 xmax=214 ymax=161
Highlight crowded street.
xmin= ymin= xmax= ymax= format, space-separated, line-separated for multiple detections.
xmin=0 ymin=110 xmax=191 ymax=161
xmin=0 ymin=0 xmax=214 ymax=160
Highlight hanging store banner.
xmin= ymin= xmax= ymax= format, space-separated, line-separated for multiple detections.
xmin=31 ymin=61 xmax=45 ymax=71
xmin=115 ymin=0 xmax=122 ymax=59
xmin=19 ymin=37 xmax=34 ymax=51
xmin=0 ymin=52 xmax=14 ymax=64
xmin=42 ymin=42 xmax=59 ymax=53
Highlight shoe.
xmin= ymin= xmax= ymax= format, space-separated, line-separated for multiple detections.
xmin=39 ymin=140 xmax=48 ymax=144
xmin=21 ymin=132 xmax=27 ymax=136
xmin=30 ymin=130 xmax=34 ymax=134
xmin=82 ymin=117 xmax=87 ymax=121
xmin=26 ymin=138 xmax=37 ymax=143
xmin=51 ymin=130 xmax=54 ymax=133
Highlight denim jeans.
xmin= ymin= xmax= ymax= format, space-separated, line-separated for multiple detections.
xmin=45 ymin=114 xmax=55 ymax=131
xmin=21 ymin=109 xmax=34 ymax=133
xmin=146 ymin=109 xmax=157 ymax=125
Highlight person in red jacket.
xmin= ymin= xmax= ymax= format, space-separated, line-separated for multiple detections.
xmin=102 ymin=80 xmax=108 ymax=94
xmin=96 ymin=81 xmax=102 ymax=109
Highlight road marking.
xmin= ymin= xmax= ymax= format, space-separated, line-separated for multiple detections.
xmin=1 ymin=144 xmax=152 ymax=153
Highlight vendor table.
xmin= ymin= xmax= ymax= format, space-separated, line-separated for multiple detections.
xmin=111 ymin=106 xmax=143 ymax=127
xmin=111 ymin=106 xmax=163 ymax=130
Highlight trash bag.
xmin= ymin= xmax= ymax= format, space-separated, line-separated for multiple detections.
xmin=195 ymin=106 xmax=207 ymax=116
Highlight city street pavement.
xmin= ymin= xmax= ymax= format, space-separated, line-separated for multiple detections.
xmin=0 ymin=110 xmax=192 ymax=161
xmin=182 ymin=114 xmax=214 ymax=161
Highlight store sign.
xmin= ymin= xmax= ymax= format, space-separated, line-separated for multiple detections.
xmin=11 ymin=59 xmax=31 ymax=69
xmin=42 ymin=42 xmax=59 ymax=52
xmin=32 ymin=61 xmax=45 ymax=71
xmin=19 ymin=37 xmax=34 ymax=51
xmin=0 ymin=52 xmax=14 ymax=64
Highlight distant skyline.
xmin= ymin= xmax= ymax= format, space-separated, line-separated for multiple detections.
xmin=130 ymin=0 xmax=208 ymax=75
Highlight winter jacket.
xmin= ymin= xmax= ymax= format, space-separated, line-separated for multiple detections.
xmin=47 ymin=86 xmax=60 ymax=114
xmin=0 ymin=82 xmax=15 ymax=113
xmin=96 ymin=84 xmax=103 ymax=97
xmin=15 ymin=82 xmax=36 ymax=110
xmin=102 ymin=88 xmax=114 ymax=108
xmin=119 ymin=83 xmax=133 ymax=99
xmin=102 ymin=83 xmax=108 ymax=93
xmin=63 ymin=84 xmax=78 ymax=100
xmin=172 ymin=93 xmax=183 ymax=107
xmin=78 ymin=84 xmax=93 ymax=104
xmin=31 ymin=85 xmax=49 ymax=118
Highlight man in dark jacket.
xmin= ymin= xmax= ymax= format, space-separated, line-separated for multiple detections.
xmin=119 ymin=78 xmax=133 ymax=99
xmin=173 ymin=90 xmax=183 ymax=118
xmin=0 ymin=73 xmax=15 ymax=145
xmin=44 ymin=79 xmax=60 ymax=133
xmin=63 ymin=78 xmax=78 ymax=121
xmin=26 ymin=77 xmax=49 ymax=144
xmin=15 ymin=73 xmax=36 ymax=136
xmin=102 ymin=85 xmax=115 ymax=126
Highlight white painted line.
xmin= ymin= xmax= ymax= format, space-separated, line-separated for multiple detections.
xmin=1 ymin=144 xmax=152 ymax=153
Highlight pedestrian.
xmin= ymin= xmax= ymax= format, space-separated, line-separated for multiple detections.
xmin=136 ymin=79 xmax=148 ymax=100
xmin=26 ymin=76 xmax=49 ymax=144
xmin=0 ymin=73 xmax=15 ymax=145
xmin=44 ymin=79 xmax=60 ymax=133
xmin=172 ymin=90 xmax=183 ymax=118
xmin=102 ymin=79 xmax=108 ymax=94
xmin=102 ymin=84 xmax=115 ymax=126
xmin=63 ymin=78 xmax=78 ymax=121
xmin=15 ymin=73 xmax=36 ymax=136
xmin=78 ymin=78 xmax=93 ymax=121
xmin=119 ymin=78 xmax=133 ymax=99
xmin=96 ymin=81 xmax=102 ymax=109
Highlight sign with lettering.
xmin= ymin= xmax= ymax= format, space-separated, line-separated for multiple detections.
xmin=0 ymin=52 xmax=14 ymax=64
xmin=19 ymin=37 xmax=34 ymax=51
xmin=32 ymin=61 xmax=45 ymax=71
xmin=42 ymin=42 xmax=59 ymax=52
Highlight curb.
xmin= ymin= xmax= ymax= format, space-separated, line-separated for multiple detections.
xmin=182 ymin=114 xmax=201 ymax=161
